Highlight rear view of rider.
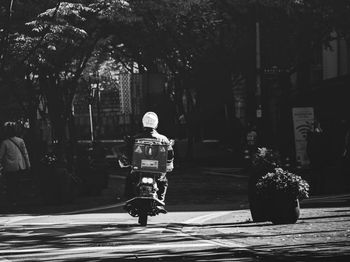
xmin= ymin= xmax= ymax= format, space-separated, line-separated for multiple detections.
xmin=123 ymin=112 xmax=174 ymax=212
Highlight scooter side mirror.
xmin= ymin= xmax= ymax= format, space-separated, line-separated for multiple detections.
xmin=169 ymin=139 xmax=175 ymax=146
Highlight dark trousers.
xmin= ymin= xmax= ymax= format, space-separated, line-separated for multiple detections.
xmin=157 ymin=176 xmax=168 ymax=201
xmin=4 ymin=171 xmax=22 ymax=203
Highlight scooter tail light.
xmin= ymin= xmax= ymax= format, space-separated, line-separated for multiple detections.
xmin=141 ymin=177 xmax=154 ymax=184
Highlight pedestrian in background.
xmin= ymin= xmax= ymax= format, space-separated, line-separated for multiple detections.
xmin=246 ymin=124 xmax=258 ymax=154
xmin=0 ymin=122 xmax=31 ymax=205
xmin=306 ymin=119 xmax=328 ymax=194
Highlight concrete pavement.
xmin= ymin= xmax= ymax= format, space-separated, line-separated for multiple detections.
xmin=1 ymin=159 xmax=350 ymax=261
xmin=1 ymin=193 xmax=350 ymax=261
xmin=185 ymin=207 xmax=350 ymax=261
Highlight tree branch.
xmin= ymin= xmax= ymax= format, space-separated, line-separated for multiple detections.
xmin=19 ymin=1 xmax=62 ymax=66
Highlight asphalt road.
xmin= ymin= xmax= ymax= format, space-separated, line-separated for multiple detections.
xmin=0 ymin=208 xmax=253 ymax=261
xmin=1 ymin=166 xmax=350 ymax=261
xmin=1 ymin=194 xmax=350 ymax=261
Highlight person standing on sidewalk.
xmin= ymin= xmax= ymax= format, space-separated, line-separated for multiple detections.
xmin=306 ymin=119 xmax=329 ymax=194
xmin=0 ymin=122 xmax=31 ymax=205
xmin=246 ymin=124 xmax=258 ymax=155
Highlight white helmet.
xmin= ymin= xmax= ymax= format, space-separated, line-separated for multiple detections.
xmin=142 ymin=112 xmax=158 ymax=129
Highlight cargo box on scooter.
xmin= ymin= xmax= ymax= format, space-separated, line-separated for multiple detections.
xmin=132 ymin=138 xmax=169 ymax=173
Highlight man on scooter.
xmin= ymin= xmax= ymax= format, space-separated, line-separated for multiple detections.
xmin=122 ymin=112 xmax=174 ymax=213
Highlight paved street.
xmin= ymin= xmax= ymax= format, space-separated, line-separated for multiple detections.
xmin=1 ymin=164 xmax=350 ymax=261
xmin=1 ymin=198 xmax=350 ymax=261
xmin=0 ymin=208 xmax=252 ymax=261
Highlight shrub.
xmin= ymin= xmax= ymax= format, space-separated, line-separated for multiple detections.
xmin=256 ymin=168 xmax=310 ymax=200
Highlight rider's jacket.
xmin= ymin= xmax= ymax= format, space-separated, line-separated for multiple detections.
xmin=122 ymin=128 xmax=174 ymax=172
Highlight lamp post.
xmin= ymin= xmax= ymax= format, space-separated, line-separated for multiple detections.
xmin=253 ymin=0 xmax=264 ymax=147
xmin=255 ymin=0 xmax=262 ymax=120
xmin=88 ymin=82 xmax=96 ymax=142
xmin=88 ymin=71 xmax=103 ymax=142
xmin=95 ymin=79 xmax=102 ymax=140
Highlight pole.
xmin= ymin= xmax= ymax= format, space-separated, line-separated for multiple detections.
xmin=89 ymin=103 xmax=94 ymax=142
xmin=9 ymin=0 xmax=14 ymax=19
xmin=130 ymin=62 xmax=134 ymax=132
xmin=255 ymin=2 xmax=262 ymax=118
xmin=96 ymin=81 xmax=101 ymax=139
xmin=255 ymin=0 xmax=263 ymax=147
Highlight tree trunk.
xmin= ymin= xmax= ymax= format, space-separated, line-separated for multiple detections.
xmin=43 ymin=75 xmax=68 ymax=165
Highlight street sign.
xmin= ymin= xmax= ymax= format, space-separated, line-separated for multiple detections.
xmin=256 ymin=108 xmax=262 ymax=118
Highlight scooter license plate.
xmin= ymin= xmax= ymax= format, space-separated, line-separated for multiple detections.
xmin=141 ymin=159 xmax=159 ymax=168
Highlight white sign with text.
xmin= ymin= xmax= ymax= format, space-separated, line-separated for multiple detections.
xmin=292 ymin=107 xmax=314 ymax=166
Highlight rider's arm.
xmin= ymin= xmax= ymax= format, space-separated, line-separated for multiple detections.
xmin=117 ymin=136 xmax=134 ymax=168
xmin=166 ymin=143 xmax=174 ymax=172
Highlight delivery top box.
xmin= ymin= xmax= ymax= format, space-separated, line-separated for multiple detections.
xmin=132 ymin=138 xmax=169 ymax=173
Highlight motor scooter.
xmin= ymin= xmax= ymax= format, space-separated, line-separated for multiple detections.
xmin=119 ymin=138 xmax=174 ymax=226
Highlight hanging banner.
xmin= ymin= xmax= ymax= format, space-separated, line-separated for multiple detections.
xmin=292 ymin=107 xmax=314 ymax=167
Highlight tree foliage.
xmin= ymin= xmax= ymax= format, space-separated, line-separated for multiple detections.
xmin=1 ymin=0 xmax=350 ymax=157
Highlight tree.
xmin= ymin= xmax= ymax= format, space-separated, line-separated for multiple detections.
xmin=2 ymin=0 xmax=350 ymax=160
xmin=85 ymin=0 xmax=350 ymax=156
xmin=0 ymin=1 xmax=126 ymax=162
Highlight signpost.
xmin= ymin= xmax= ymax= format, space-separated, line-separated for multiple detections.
xmin=89 ymin=103 xmax=94 ymax=142
xmin=292 ymin=107 xmax=314 ymax=167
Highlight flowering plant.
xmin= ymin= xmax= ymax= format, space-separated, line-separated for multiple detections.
xmin=256 ymin=168 xmax=310 ymax=200
xmin=40 ymin=153 xmax=57 ymax=167
xmin=251 ymin=147 xmax=281 ymax=170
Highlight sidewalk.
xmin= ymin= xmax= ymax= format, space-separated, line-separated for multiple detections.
xmin=185 ymin=203 xmax=350 ymax=261
xmin=1 ymin=138 xmax=349 ymax=215
xmin=0 ymin=164 xmax=248 ymax=215
xmin=0 ymin=139 xmax=242 ymax=214
xmin=0 ymin=172 xmax=126 ymax=215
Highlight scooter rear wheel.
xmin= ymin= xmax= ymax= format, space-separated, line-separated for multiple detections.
xmin=138 ymin=212 xmax=148 ymax=226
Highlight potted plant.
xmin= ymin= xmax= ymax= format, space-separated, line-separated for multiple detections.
xmin=256 ymin=167 xmax=310 ymax=224
xmin=248 ymin=147 xmax=281 ymax=222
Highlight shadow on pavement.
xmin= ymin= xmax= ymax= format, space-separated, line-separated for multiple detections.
xmin=1 ymin=219 xmax=350 ymax=261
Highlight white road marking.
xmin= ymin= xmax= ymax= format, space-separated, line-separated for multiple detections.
xmin=304 ymin=194 xmax=350 ymax=201
xmin=109 ymin=174 xmax=126 ymax=179
xmin=185 ymin=211 xmax=231 ymax=224
xmin=58 ymin=202 xmax=126 ymax=215
xmin=183 ymin=211 xmax=247 ymax=248
xmin=0 ymin=243 xmax=215 ymax=255
xmin=302 ymin=194 xmax=350 ymax=203
xmin=201 ymin=167 xmax=244 ymax=171
xmin=202 ymin=171 xmax=247 ymax=178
